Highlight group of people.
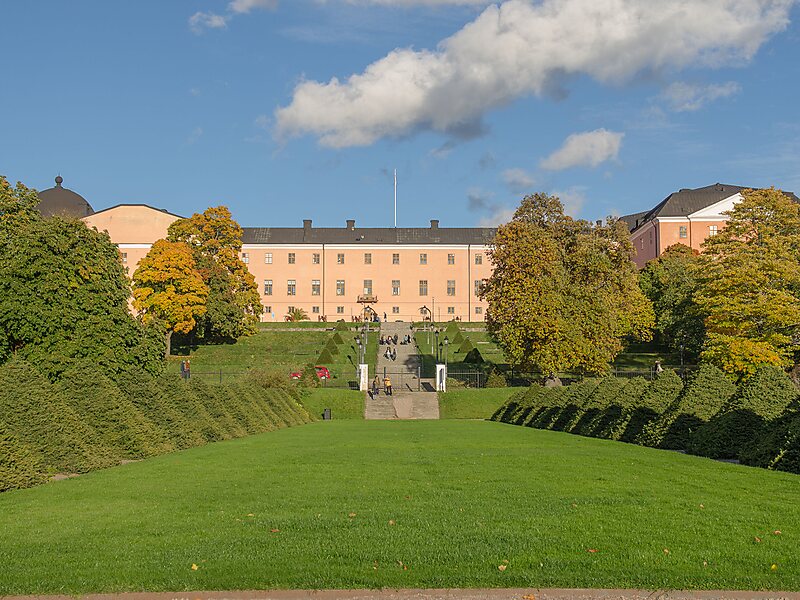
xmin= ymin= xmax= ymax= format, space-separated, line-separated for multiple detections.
xmin=372 ymin=375 xmax=392 ymax=396
xmin=380 ymin=334 xmax=412 ymax=345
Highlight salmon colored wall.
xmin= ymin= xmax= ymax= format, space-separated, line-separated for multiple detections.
xmin=83 ymin=206 xmax=180 ymax=244
xmin=631 ymin=218 xmax=729 ymax=268
xmin=244 ymin=245 xmax=492 ymax=322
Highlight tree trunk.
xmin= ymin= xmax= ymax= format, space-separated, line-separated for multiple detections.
xmin=165 ymin=330 xmax=173 ymax=359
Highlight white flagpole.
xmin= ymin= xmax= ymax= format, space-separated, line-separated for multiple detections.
xmin=394 ymin=168 xmax=397 ymax=228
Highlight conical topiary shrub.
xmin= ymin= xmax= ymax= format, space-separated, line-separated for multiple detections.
xmin=452 ymin=331 xmax=464 ymax=345
xmin=623 ymin=370 xmax=684 ymax=444
xmin=332 ymin=332 xmax=345 ymax=345
xmin=335 ymin=321 xmax=349 ymax=332
xmin=317 ymin=348 xmax=334 ymax=365
xmin=463 ymin=347 xmax=484 ymax=364
xmin=459 ymin=338 xmax=475 ymax=355
xmin=324 ymin=338 xmax=339 ymax=355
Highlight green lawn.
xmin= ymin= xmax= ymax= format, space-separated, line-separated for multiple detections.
xmin=439 ymin=388 xmax=522 ymax=419
xmin=300 ymin=388 xmax=365 ymax=420
xmin=1 ymin=420 xmax=798 ymax=594
xmin=167 ymin=326 xmax=377 ymax=384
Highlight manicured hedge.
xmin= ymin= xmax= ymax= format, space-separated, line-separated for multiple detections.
xmin=0 ymin=361 xmax=313 ymax=493
xmin=490 ymin=366 xmax=800 ymax=475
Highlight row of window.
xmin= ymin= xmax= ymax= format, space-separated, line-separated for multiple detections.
xmin=263 ymin=279 xmax=485 ymax=296
xmin=244 ymin=251 xmax=485 ymax=266
xmin=677 ymin=225 xmax=718 ymax=239
xmin=266 ymin=305 xmax=485 ymax=316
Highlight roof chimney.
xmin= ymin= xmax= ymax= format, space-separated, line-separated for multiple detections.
xmin=430 ymin=219 xmax=439 ymax=229
xmin=346 ymin=219 xmax=355 ymax=230
xmin=303 ymin=219 xmax=312 ymax=231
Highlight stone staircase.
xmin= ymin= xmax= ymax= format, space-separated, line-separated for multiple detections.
xmin=364 ymin=321 xmax=439 ymax=420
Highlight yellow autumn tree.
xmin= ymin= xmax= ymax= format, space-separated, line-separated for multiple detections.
xmin=132 ymin=240 xmax=208 ymax=356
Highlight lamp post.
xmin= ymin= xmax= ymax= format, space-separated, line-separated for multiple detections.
xmin=444 ymin=336 xmax=449 ymax=368
xmin=435 ymin=329 xmax=440 ymax=362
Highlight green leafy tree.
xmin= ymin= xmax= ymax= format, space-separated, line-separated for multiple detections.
xmin=0 ymin=176 xmax=40 ymax=238
xmin=481 ymin=192 xmax=654 ymax=376
xmin=639 ymin=244 xmax=705 ymax=359
xmin=0 ymin=208 xmax=164 ymax=378
xmin=167 ymin=206 xmax=262 ymax=339
xmin=132 ymin=240 xmax=209 ymax=356
xmin=695 ymin=187 xmax=800 ymax=377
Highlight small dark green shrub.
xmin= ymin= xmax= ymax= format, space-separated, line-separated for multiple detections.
xmin=463 ymin=348 xmax=484 ymax=364
xmin=623 ymin=370 xmax=683 ymax=444
xmin=485 ymin=370 xmax=507 ymax=388
xmin=317 ymin=348 xmax=334 ymax=365
xmin=458 ymin=338 xmax=474 ymax=354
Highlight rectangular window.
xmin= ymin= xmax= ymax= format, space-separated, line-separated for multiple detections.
xmin=312 ymin=280 xmax=320 ymax=296
xmin=312 ymin=253 xmax=320 ymax=264
xmin=474 ymin=279 xmax=483 ymax=296
xmin=242 ymin=252 xmax=249 ymax=264
xmin=679 ymin=225 xmax=688 ymax=239
xmin=264 ymin=280 xmax=273 ymax=295
xmin=475 ymin=306 xmax=483 ymax=315
xmin=447 ymin=253 xmax=455 ymax=265
xmin=709 ymin=225 xmax=718 ymax=237
xmin=121 ymin=252 xmax=127 ymax=263
xmin=649 ymin=231 xmax=653 ymax=245
xmin=337 ymin=253 xmax=345 ymax=264
xmin=288 ymin=306 xmax=294 ymax=313
xmin=447 ymin=307 xmax=455 ymax=314
xmin=392 ymin=306 xmax=400 ymax=314
xmin=364 ymin=253 xmax=372 ymax=265
xmin=336 ymin=280 xmax=345 ymax=296
xmin=363 ymin=279 xmax=372 ymax=295
xmin=264 ymin=306 xmax=272 ymax=314
xmin=337 ymin=306 xmax=344 ymax=314
xmin=288 ymin=252 xmax=295 ymax=264
xmin=419 ymin=280 xmax=428 ymax=296
xmin=475 ymin=254 xmax=483 ymax=265
xmin=392 ymin=280 xmax=400 ymax=296
xmin=265 ymin=252 xmax=273 ymax=264
xmin=419 ymin=253 xmax=427 ymax=265
xmin=287 ymin=280 xmax=296 ymax=296
xmin=447 ymin=280 xmax=456 ymax=296
xmin=312 ymin=306 xmax=320 ymax=314
xmin=392 ymin=253 xmax=400 ymax=265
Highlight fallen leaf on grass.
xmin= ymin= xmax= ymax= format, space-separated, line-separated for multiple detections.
xmin=348 ymin=512 xmax=357 ymax=518
xmin=771 ymin=564 xmax=778 ymax=571
xmin=774 ymin=530 xmax=782 ymax=535
xmin=373 ymin=560 xmax=379 ymax=571
xmin=397 ymin=560 xmax=408 ymax=571
xmin=754 ymin=536 xmax=762 ymax=543
xmin=587 ymin=548 xmax=598 ymax=553
xmin=663 ymin=548 xmax=670 ymax=554
xmin=498 ymin=564 xmax=507 ymax=572
xmin=388 ymin=519 xmax=396 ymax=526
xmin=699 ymin=504 xmax=704 ymax=509
xmin=191 ymin=564 xmax=199 ymax=571
xmin=703 ymin=561 xmax=708 ymax=567
xmin=271 ymin=528 xmax=280 ymax=533
xmin=246 ymin=513 xmax=254 ymax=517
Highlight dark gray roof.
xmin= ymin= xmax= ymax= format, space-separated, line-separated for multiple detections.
xmin=89 ymin=203 xmax=184 ymax=218
xmin=35 ymin=176 xmax=94 ymax=218
xmin=622 ymin=183 xmax=800 ymax=232
xmin=242 ymin=220 xmax=496 ymax=245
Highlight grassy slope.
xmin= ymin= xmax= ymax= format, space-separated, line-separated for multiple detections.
xmin=167 ymin=327 xmax=377 ymax=383
xmin=300 ymin=389 xmax=365 ymax=420
xmin=0 ymin=420 xmax=797 ymax=594
xmin=439 ymin=388 xmax=522 ymax=419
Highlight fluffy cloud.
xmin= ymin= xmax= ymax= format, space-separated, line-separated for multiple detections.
xmin=501 ymin=168 xmax=535 ymax=193
xmin=661 ymin=81 xmax=742 ymax=112
xmin=275 ymin=0 xmax=792 ymax=147
xmin=540 ymin=129 xmax=623 ymax=171
xmin=553 ymin=186 xmax=587 ymax=217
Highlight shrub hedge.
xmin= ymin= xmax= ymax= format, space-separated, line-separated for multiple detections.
xmin=490 ymin=367 xmax=800 ymax=475
xmin=0 ymin=360 xmax=313 ymax=493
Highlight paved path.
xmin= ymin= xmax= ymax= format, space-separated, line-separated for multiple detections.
xmin=364 ymin=322 xmax=439 ymax=420
xmin=8 ymin=588 xmax=798 ymax=600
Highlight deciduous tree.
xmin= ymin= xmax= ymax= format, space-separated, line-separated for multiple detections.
xmin=132 ymin=240 xmax=208 ymax=356
xmin=481 ymin=192 xmax=654 ymax=376
xmin=695 ymin=187 xmax=800 ymax=377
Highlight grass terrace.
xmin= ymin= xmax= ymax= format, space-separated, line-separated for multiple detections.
xmin=1 ymin=420 xmax=797 ymax=594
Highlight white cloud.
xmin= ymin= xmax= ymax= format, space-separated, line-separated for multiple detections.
xmin=540 ymin=129 xmax=624 ymax=171
xmin=501 ymin=168 xmax=535 ymax=193
xmin=478 ymin=207 xmax=516 ymax=227
xmin=337 ymin=0 xmax=492 ymax=4
xmin=229 ymin=0 xmax=279 ymax=13
xmin=553 ymin=186 xmax=587 ymax=217
xmin=275 ymin=0 xmax=792 ymax=147
xmin=189 ymin=11 xmax=228 ymax=34
xmin=661 ymin=81 xmax=742 ymax=112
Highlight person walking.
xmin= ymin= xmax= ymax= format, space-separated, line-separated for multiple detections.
xmin=372 ymin=375 xmax=381 ymax=397
xmin=383 ymin=312 xmax=387 ymax=322
xmin=384 ymin=375 xmax=392 ymax=396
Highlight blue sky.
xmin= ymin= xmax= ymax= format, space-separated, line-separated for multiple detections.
xmin=2 ymin=0 xmax=799 ymax=228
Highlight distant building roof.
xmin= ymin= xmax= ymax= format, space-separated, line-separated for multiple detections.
xmin=35 ymin=176 xmax=94 ymax=218
xmin=242 ymin=219 xmax=496 ymax=245
xmin=621 ymin=183 xmax=800 ymax=232
xmin=88 ymin=203 xmax=184 ymax=219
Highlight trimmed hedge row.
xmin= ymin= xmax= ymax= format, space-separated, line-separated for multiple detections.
xmin=490 ymin=364 xmax=800 ymax=475
xmin=0 ymin=359 xmax=313 ymax=493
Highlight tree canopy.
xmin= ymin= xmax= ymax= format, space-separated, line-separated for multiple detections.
xmin=695 ymin=187 xmax=800 ymax=377
xmin=0 ymin=178 xmax=163 ymax=378
xmin=639 ymin=244 xmax=705 ymax=360
xmin=167 ymin=206 xmax=261 ymax=340
xmin=481 ymin=192 xmax=654 ymax=376
xmin=132 ymin=240 xmax=208 ymax=354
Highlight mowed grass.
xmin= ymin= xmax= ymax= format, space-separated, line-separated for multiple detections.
xmin=439 ymin=388 xmax=522 ymax=419
xmin=168 ymin=326 xmax=377 ymax=383
xmin=300 ymin=388 xmax=365 ymax=419
xmin=1 ymin=420 xmax=798 ymax=594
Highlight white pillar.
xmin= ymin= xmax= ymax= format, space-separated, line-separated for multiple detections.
xmin=436 ymin=364 xmax=447 ymax=392
xmin=359 ymin=364 xmax=369 ymax=391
